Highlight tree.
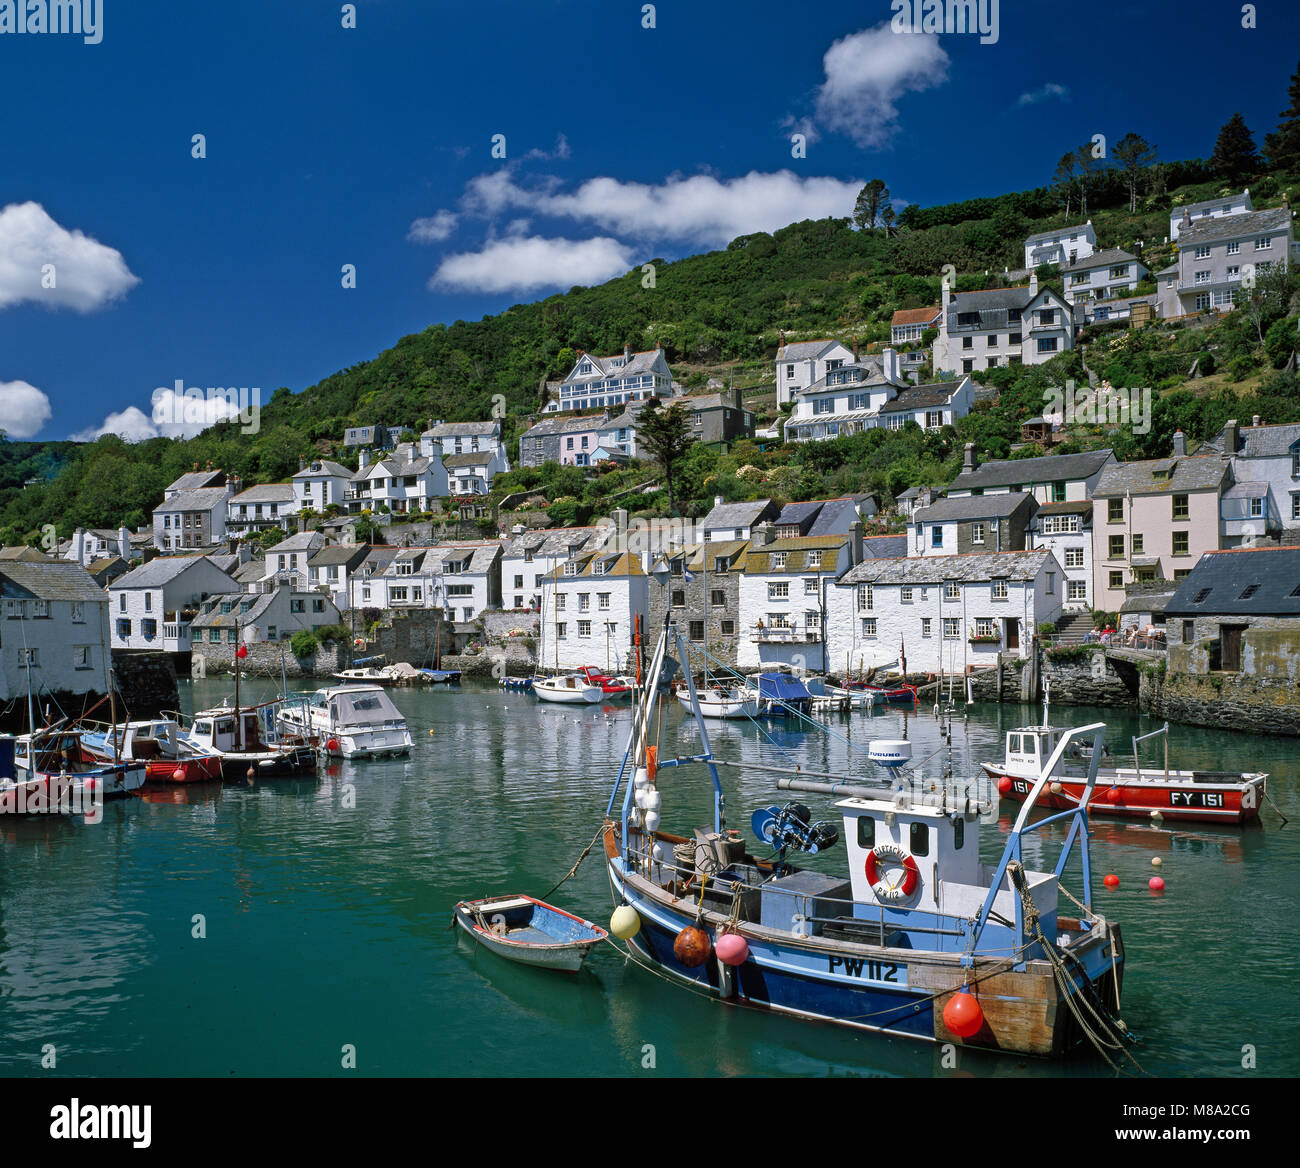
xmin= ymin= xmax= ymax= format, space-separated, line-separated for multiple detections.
xmin=1210 ymin=113 xmax=1259 ymax=182
xmin=636 ymin=400 xmax=693 ymax=516
xmin=1113 ymin=133 xmax=1158 ymax=213
xmin=1074 ymin=141 xmax=1102 ymax=216
xmin=1264 ymin=59 xmax=1300 ymax=171
xmin=1053 ymin=151 xmax=1078 ymax=217
xmin=853 ymin=179 xmax=890 ymax=232
xmin=880 ymin=205 xmax=896 ymax=237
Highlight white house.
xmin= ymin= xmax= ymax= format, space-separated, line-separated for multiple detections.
xmin=262 ymin=532 xmax=325 ymax=590
xmin=0 ymin=562 xmax=112 ymax=705
xmin=912 ymin=493 xmax=1039 ymax=558
xmin=829 ymin=549 xmax=1065 ymax=676
xmin=774 ymin=337 xmax=856 ymax=408
xmin=1024 ymin=222 xmax=1096 ymax=269
xmin=875 ymin=378 xmax=975 ymax=432
xmin=538 ymin=547 xmax=649 ymax=673
xmin=225 ymin=483 xmax=297 ymax=538
xmin=153 ymin=485 xmax=233 ymax=552
xmin=190 ymin=584 xmax=342 ymax=651
xmin=500 ymin=526 xmax=612 ymax=612
xmin=354 ymin=543 xmax=502 ymax=623
xmin=420 ymin=421 xmax=511 ymax=490
xmin=1170 ymin=190 xmax=1253 ymax=241
xmin=1061 ymin=248 xmax=1149 ymax=311
xmin=945 ymin=446 xmax=1116 ymax=503
xmin=932 ymin=275 xmax=1074 ymax=377
xmin=347 ymin=444 xmax=450 ymax=514
xmin=543 ymin=347 xmax=674 ymax=414
xmin=701 ymin=498 xmax=779 ymax=543
xmin=890 ymin=306 xmax=941 ymax=374
xmin=1207 ymin=417 xmax=1300 ymax=532
xmin=1029 ymin=502 xmax=1095 ymax=609
xmin=64 ymin=527 xmax=134 ymax=566
xmin=108 ymin=556 xmax=238 ymax=654
xmin=293 ymin=460 xmax=352 ymax=515
xmin=306 ymin=545 xmax=371 ymax=610
xmin=735 ymin=530 xmax=860 ymax=673
xmin=784 ymin=351 xmax=909 ymax=443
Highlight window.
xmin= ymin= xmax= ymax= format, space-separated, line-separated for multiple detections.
xmin=1194 ymin=245 xmax=1211 ymax=260
xmin=564 ymin=563 xmax=579 ymax=576
xmin=1109 ymin=571 xmax=1123 ymax=589
xmin=926 ymin=411 xmax=943 ymax=429
xmin=720 ymin=620 xmax=735 ymax=636
xmin=1174 ymin=569 xmax=1191 ymax=582
xmin=1037 ymin=309 xmax=1057 ymax=326
xmin=687 ymin=620 xmax=704 ymax=641
xmin=901 ymin=586 xmax=913 ymax=603
xmin=1192 ymin=588 xmax=1212 ymax=603
xmin=227 ymin=630 xmax=238 ymax=643
xmin=971 ymin=522 xmax=985 ymax=545
xmin=931 ymin=526 xmax=943 ymax=548
xmin=1131 ymin=533 xmax=1144 ymax=556
xmin=1239 ymin=584 xmax=1259 ymax=599
xmin=117 ymin=618 xmax=131 ymax=638
xmin=1063 ymin=547 xmax=1085 ymax=570
xmin=670 ymin=590 xmax=684 ymax=608
xmin=813 ymin=398 xmax=833 ymax=415
xmin=1108 ymin=498 xmax=1124 ymax=523
xmin=556 ymin=622 xmax=567 ymax=639
xmin=1009 ymin=332 xmax=1022 ymax=345
xmin=74 ymin=645 xmax=91 ymax=669
xmin=291 ymin=599 xmax=305 ymax=613
xmin=921 ymin=617 xmax=932 ymax=637
xmin=975 ymin=617 xmax=997 ymax=638
xmin=1172 ymin=495 xmax=1189 ymax=520
xmin=806 ymin=550 xmax=822 ymax=569
xmin=1182 ymin=620 xmax=1195 ymax=645
xmin=992 ymin=578 xmax=1008 ymax=600
xmin=800 ymin=576 xmax=818 ymax=597
xmin=119 ymin=593 xmax=126 ymax=612
xmin=599 ymin=593 xmax=611 ymax=610
xmin=32 ymin=599 xmax=50 ymax=618
xmin=857 ymin=584 xmax=873 ymax=611
xmin=963 ymin=336 xmax=973 ymax=350
xmin=1037 ymin=338 xmax=1059 ymax=354
xmin=1173 ymin=531 xmax=1189 ymax=556
xmin=578 ymin=620 xmax=592 ymax=637
xmin=768 ymin=582 xmax=789 ymax=601
xmin=963 ymin=359 xmax=974 ymax=373
xmin=1293 ymin=494 xmax=1300 ymax=521
xmin=1254 ymin=236 xmax=1272 ymax=251
xmin=1249 ymin=497 xmax=1263 ymax=518
xmin=1226 ymin=240 xmax=1240 ymax=255
xmin=861 ymin=617 xmax=877 ymax=638
xmin=1068 ymin=581 xmax=1088 ymax=602
xmin=1194 ymin=270 xmax=1211 ymax=285
xmin=20 ymin=647 xmax=39 ymax=667
xmin=943 ymin=618 xmax=960 ymax=640
xmin=944 ymin=581 xmax=960 ymax=601
xmin=578 ymin=593 xmax=590 ymax=612
xmin=772 ymin=552 xmax=787 ymax=569
xmin=556 ymin=594 xmax=566 ymax=611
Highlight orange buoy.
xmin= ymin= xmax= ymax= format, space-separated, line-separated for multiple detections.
xmin=943 ymin=991 xmax=984 ymax=1038
xmin=673 ymin=925 xmax=711 ymax=968
xmin=646 ymin=745 xmax=658 ymax=783
xmin=997 ymin=776 xmax=1012 ymax=795
xmin=1103 ymin=874 xmax=1120 ymax=888
xmin=172 ymin=767 xmax=186 ymax=782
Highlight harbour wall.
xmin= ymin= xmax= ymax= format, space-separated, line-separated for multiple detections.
xmin=1140 ymin=671 xmax=1300 ymax=737
xmin=189 ymin=640 xmax=349 ymax=680
xmin=0 ymin=650 xmax=180 ymax=732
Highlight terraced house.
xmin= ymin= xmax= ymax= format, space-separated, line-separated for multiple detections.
xmin=647 ymin=538 xmax=750 ymax=667
xmin=542 ymin=347 xmax=673 ymax=415
xmin=537 ymin=547 xmax=648 ymax=673
xmin=931 ymin=273 xmax=1074 ymax=376
xmin=773 ymin=337 xmax=855 ymax=408
xmin=109 ymin=555 xmax=237 ymax=656
xmin=499 ymin=526 xmax=610 ymax=612
xmin=419 ymin=421 xmax=511 ymax=493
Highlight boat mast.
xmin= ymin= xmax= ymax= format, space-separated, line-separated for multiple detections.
xmin=234 ymin=618 xmax=243 ymax=750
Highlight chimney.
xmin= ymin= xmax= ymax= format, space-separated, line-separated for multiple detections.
xmin=359 ymin=448 xmax=370 ymax=468
xmin=940 ymin=279 xmax=952 ymax=320
xmin=778 ymin=329 xmax=786 ymax=351
xmin=714 ymin=495 xmax=724 ymax=509
xmin=72 ymin=528 xmax=85 ymax=567
xmin=883 ymin=347 xmax=900 ymax=384
xmin=753 ymin=521 xmax=775 ymax=547
xmin=963 ymin=443 xmax=978 ymax=473
xmin=613 ymin=508 xmax=628 ymax=544
xmin=118 ymin=526 xmax=130 ymax=561
xmin=1029 ymin=269 xmax=1039 ymax=296
xmin=624 ymin=345 xmax=631 ymax=363
xmin=1172 ymin=430 xmax=1186 ymax=457
xmin=299 ymin=458 xmax=307 ymax=472
xmin=853 ymin=339 xmax=860 ymax=362
xmin=1252 ymin=414 xmax=1261 ymax=427
xmin=1224 ymin=418 xmax=1239 ymax=456
xmin=848 ymin=519 xmax=862 ymax=567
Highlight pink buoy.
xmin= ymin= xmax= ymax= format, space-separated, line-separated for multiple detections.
xmin=716 ymin=933 xmax=749 ymax=966
xmin=173 ymin=767 xmax=187 ymax=782
xmin=1149 ymin=876 xmax=1165 ymax=892
xmin=1103 ymin=874 xmax=1120 ymax=888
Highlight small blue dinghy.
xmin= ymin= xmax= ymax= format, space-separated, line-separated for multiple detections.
xmin=453 ymin=894 xmax=607 ymax=972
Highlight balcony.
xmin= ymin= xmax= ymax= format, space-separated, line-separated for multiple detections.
xmin=750 ymin=625 xmax=819 ymax=643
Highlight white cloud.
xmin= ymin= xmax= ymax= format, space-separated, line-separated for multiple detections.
xmin=523 ymin=133 xmax=571 ymax=161
xmin=459 ymin=169 xmax=863 ymax=248
xmin=0 ymin=380 xmax=53 ymax=439
xmin=71 ymin=386 xmax=252 ymax=442
xmin=1018 ymin=83 xmax=1069 ymax=107
xmin=0 ymin=201 xmax=140 ymax=311
xmin=430 ymin=236 xmax=635 ymax=294
xmin=407 ymin=210 xmax=459 ymax=243
xmin=806 ymin=23 xmax=949 ymax=148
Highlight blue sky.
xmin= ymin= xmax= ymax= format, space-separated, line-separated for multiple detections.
xmin=1 ymin=0 xmax=1297 ymax=443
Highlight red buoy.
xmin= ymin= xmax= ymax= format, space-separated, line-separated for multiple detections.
xmin=236 ymin=644 xmax=248 ymax=659
xmin=172 ymin=767 xmax=187 ymax=782
xmin=673 ymin=925 xmax=711 ymax=968
xmin=1149 ymin=876 xmax=1165 ymax=892
xmin=326 ymin=738 xmax=340 ymax=753
xmin=943 ymin=991 xmax=984 ymax=1038
xmin=1103 ymin=874 xmax=1120 ymax=888
xmin=997 ymin=776 xmax=1013 ymax=795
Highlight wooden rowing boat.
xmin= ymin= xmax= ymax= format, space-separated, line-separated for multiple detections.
xmin=452 ymin=894 xmax=607 ymax=972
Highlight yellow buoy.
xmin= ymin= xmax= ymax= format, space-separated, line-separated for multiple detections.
xmin=610 ymin=905 xmax=640 ymax=940
xmin=1152 ymin=856 xmax=1163 ymax=867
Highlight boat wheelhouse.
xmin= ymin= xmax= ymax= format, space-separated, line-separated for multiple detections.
xmin=182 ymin=706 xmax=318 ymax=778
xmin=80 ymin=719 xmax=222 ymax=783
xmin=601 ymin=624 xmax=1133 ymax=1059
xmin=6 ymin=729 xmax=147 ymax=808
xmin=276 ymin=686 xmax=413 ymax=759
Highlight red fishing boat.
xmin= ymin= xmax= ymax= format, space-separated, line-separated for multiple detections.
xmin=577 ymin=665 xmax=633 ymax=698
xmin=982 ymin=713 xmax=1266 ymax=826
xmin=81 ymin=719 xmax=223 ymax=783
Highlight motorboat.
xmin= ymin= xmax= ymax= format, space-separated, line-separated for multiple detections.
xmin=533 ymin=675 xmax=604 ymax=704
xmin=333 ymin=667 xmax=395 ymax=686
xmin=2 ymin=728 xmax=146 ymax=813
xmin=675 ymin=684 xmax=757 ymax=720
xmin=276 ymin=686 xmax=413 ymax=759
xmin=578 ymin=666 xmax=634 ymax=698
xmin=181 ymin=705 xmax=318 ymax=779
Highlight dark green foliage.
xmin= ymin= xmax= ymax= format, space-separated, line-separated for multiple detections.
xmin=1264 ymin=60 xmax=1300 ymax=170
xmin=1211 ymin=113 xmax=1260 ymax=182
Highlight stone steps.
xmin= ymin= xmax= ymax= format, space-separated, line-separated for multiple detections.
xmin=1054 ymin=611 xmax=1096 ymax=645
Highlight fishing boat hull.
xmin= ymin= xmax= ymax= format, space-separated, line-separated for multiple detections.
xmin=676 ymin=691 xmax=758 ymax=720
xmin=985 ymin=764 xmax=1266 ymax=825
xmin=603 ymin=824 xmax=1123 ymax=1056
xmin=533 ymin=679 xmax=604 ymax=704
xmin=452 ymin=895 xmax=607 ymax=972
xmin=420 ymin=670 xmax=461 ymax=685
xmin=216 ymin=746 xmax=319 ymax=779
xmin=142 ymin=756 xmax=223 ymax=783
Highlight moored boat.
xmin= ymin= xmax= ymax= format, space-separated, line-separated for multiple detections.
xmin=5 ymin=728 xmax=147 ymax=809
xmin=578 ymin=666 xmax=633 ymax=698
xmin=276 ymin=685 xmax=413 ymax=759
xmin=452 ymin=894 xmax=608 ymax=972
xmin=533 ymin=675 xmax=604 ymax=704
xmin=675 ymin=684 xmax=758 ymax=720
xmin=181 ymin=705 xmax=318 ymax=779
xmin=601 ymin=622 xmax=1133 ymax=1059
xmin=80 ymin=719 xmax=223 ymax=783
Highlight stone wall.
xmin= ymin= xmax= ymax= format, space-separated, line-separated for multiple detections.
xmin=966 ymin=645 xmax=1137 ymax=706
xmin=190 ymin=640 xmax=349 ymax=679
xmin=114 ymin=650 xmax=181 ymax=718
xmin=1142 ymin=670 xmax=1300 ymax=737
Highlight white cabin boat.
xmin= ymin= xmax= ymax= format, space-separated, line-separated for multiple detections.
xmin=676 ymin=685 xmax=758 ymax=720
xmin=182 ymin=706 xmax=318 ymax=778
xmin=533 ymin=675 xmax=604 ymax=704
xmin=276 ymin=686 xmax=413 ymax=759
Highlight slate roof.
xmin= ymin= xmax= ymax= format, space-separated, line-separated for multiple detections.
xmin=1025 ymin=224 xmax=1092 ymax=244
xmin=501 ymin=527 xmax=608 ymax=560
xmin=1036 ymin=500 xmax=1094 ymax=517
xmin=266 ymin=532 xmax=325 ymax=554
xmin=1092 ymin=457 xmax=1228 ymax=498
xmin=774 ymin=501 xmax=824 ymax=532
xmin=293 ymin=460 xmax=351 ymax=479
xmin=702 ymin=499 xmax=777 ymax=532
xmin=521 ymin=413 xmax=611 ymax=440
xmin=166 ymin=470 xmax=225 ymax=494
xmin=840 ymin=549 xmax=1053 ymax=586
xmin=232 ymin=559 xmax=267 ymax=585
xmin=879 ymin=381 xmax=965 ymax=413
xmin=191 ymin=591 xmax=279 ymax=629
xmin=421 ymin=421 xmax=499 ymax=439
xmin=1166 ymin=547 xmax=1300 ymax=616
xmin=948 ymin=448 xmax=1114 ymax=492
xmin=154 ymin=487 xmax=230 ymax=514
xmin=775 ymin=339 xmax=841 ymax=362
xmin=915 ymin=494 xmax=1038 ymax=523
xmin=1120 ymin=590 xmax=1175 ymax=615
xmin=1062 ymin=248 xmax=1142 ymax=274
xmin=442 ymin=451 xmax=493 ymax=469
xmin=741 ymin=536 xmax=848 ymax=575
xmin=808 ymin=497 xmax=875 ymax=537
xmin=861 ymin=535 xmax=908 ymax=559
xmin=1208 ymin=421 xmax=1300 ymax=457
xmin=229 ymin=483 xmax=294 ymax=504
xmin=1177 ymin=206 xmax=1293 ymax=248
xmin=0 ymin=546 xmax=55 ymax=561
xmin=349 ymin=453 xmax=439 ymax=481
xmin=544 ymin=548 xmax=644 ymax=579
xmin=680 ymin=539 xmax=749 ymax=573
xmin=1172 ymin=192 xmax=1250 ymax=218
xmin=110 ymin=556 xmax=231 ymax=590
xmin=0 ymin=561 xmax=108 ymax=602
xmin=308 ymin=546 xmax=370 ymax=569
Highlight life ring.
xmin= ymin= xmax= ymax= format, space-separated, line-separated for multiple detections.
xmin=865 ymin=843 xmax=920 ymax=902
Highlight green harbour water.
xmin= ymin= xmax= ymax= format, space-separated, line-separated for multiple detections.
xmin=1 ymin=676 xmax=1297 ymax=1079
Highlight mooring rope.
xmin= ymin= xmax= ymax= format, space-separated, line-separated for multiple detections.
xmin=537 ymin=821 xmax=608 ymax=903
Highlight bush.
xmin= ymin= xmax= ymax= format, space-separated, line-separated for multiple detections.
xmin=1227 ymin=354 xmax=1257 ymax=381
xmin=316 ymin=624 xmax=349 ymax=644
xmin=291 ymin=629 xmax=320 ymax=658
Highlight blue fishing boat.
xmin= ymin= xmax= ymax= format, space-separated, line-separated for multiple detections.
xmin=498 ymin=676 xmax=536 ymax=692
xmin=600 ymin=622 xmax=1133 ymax=1059
xmin=453 ymin=894 xmax=608 ymax=972
xmin=749 ymin=672 xmax=812 ymax=717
